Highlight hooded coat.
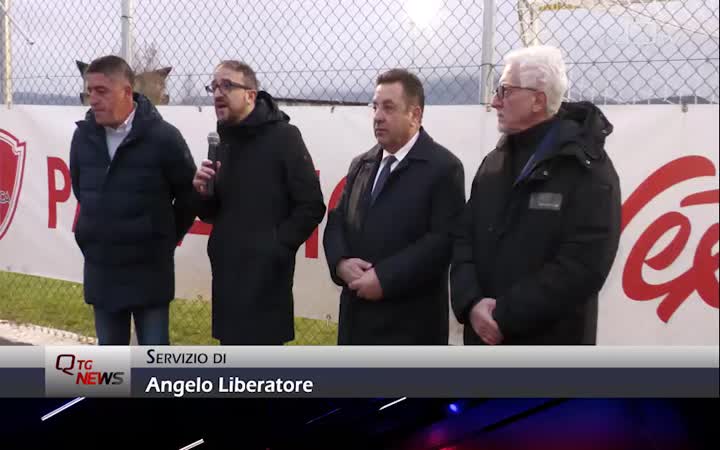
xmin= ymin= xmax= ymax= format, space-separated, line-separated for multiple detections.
xmin=451 ymin=101 xmax=622 ymax=345
xmin=195 ymin=92 xmax=326 ymax=344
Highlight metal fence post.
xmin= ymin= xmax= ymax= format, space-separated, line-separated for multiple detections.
xmin=121 ymin=0 xmax=133 ymax=66
xmin=120 ymin=0 xmax=140 ymax=345
xmin=479 ymin=0 xmax=496 ymax=107
xmin=1 ymin=0 xmax=11 ymax=108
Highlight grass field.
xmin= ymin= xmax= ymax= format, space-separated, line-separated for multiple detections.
xmin=0 ymin=271 xmax=337 ymax=345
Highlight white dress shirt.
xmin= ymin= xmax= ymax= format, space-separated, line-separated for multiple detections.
xmin=104 ymin=103 xmax=137 ymax=161
xmin=372 ymin=130 xmax=420 ymax=191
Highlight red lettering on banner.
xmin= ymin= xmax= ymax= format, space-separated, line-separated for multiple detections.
xmin=183 ymin=172 xmax=348 ymax=259
xmin=188 ymin=220 xmax=212 ymax=236
xmin=302 ymin=175 xmax=347 ymax=258
xmin=328 ymin=176 xmax=347 ymax=211
xmin=47 ymin=157 xmax=72 ymax=229
xmin=72 ymin=203 xmax=81 ymax=232
xmin=621 ymin=155 xmax=719 ymax=322
xmin=304 ymin=228 xmax=319 ymax=258
xmin=45 ymin=161 xmax=350 ymax=260
xmin=177 ymin=220 xmax=211 ymax=246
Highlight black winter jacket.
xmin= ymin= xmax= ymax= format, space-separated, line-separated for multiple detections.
xmin=324 ymin=128 xmax=465 ymax=344
xmin=451 ymin=101 xmax=621 ymax=345
xmin=195 ymin=91 xmax=326 ymax=344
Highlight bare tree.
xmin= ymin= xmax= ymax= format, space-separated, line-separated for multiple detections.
xmin=133 ymin=42 xmax=162 ymax=72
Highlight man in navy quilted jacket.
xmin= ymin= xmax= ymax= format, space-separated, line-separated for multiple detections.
xmin=70 ymin=55 xmax=196 ymax=345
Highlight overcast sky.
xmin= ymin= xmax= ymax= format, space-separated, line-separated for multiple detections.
xmin=3 ymin=0 xmax=718 ymax=103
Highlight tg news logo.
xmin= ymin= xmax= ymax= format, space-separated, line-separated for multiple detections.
xmin=55 ymin=354 xmax=125 ymax=386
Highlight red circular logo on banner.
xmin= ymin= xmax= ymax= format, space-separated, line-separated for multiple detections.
xmin=0 ymin=129 xmax=27 ymax=241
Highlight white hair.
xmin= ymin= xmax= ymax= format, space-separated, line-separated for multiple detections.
xmin=502 ymin=45 xmax=568 ymax=116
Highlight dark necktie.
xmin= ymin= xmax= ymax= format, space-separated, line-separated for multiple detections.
xmin=371 ymin=155 xmax=396 ymax=204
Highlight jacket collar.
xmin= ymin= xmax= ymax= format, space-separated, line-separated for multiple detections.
xmin=495 ymin=116 xmax=602 ymax=170
xmin=76 ymin=93 xmax=159 ymax=137
xmin=217 ymin=91 xmax=289 ymax=140
xmin=360 ymin=127 xmax=434 ymax=165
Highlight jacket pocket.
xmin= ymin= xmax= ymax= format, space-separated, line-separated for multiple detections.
xmin=271 ymin=227 xmax=294 ymax=263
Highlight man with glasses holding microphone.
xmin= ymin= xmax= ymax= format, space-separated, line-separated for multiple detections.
xmin=192 ymin=61 xmax=326 ymax=345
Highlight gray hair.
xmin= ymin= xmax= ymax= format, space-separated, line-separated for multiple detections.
xmin=502 ymin=45 xmax=568 ymax=115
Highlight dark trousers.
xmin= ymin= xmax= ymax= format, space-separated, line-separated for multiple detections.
xmin=93 ymin=304 xmax=170 ymax=345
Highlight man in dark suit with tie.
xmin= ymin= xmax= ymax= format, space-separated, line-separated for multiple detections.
xmin=324 ymin=69 xmax=466 ymax=345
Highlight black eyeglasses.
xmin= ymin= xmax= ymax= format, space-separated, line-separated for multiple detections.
xmin=205 ymin=79 xmax=255 ymax=94
xmin=494 ymin=85 xmax=539 ymax=100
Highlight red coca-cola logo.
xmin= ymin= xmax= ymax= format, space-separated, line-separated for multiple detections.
xmin=621 ymin=155 xmax=719 ymax=323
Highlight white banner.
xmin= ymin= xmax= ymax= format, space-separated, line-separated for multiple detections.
xmin=1 ymin=104 xmax=718 ymax=344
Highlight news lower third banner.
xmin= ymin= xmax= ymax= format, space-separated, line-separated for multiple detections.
xmin=0 ymin=347 xmax=718 ymax=398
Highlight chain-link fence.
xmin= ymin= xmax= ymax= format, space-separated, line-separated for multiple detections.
xmin=0 ymin=270 xmax=338 ymax=345
xmin=498 ymin=0 xmax=719 ymax=104
xmin=2 ymin=0 xmax=717 ymax=107
xmin=1 ymin=0 xmax=718 ymax=345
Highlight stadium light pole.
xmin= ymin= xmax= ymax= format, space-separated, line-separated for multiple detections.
xmin=121 ymin=0 xmax=140 ymax=344
xmin=121 ymin=0 xmax=133 ymax=67
xmin=479 ymin=0 xmax=496 ymax=106
xmin=1 ymin=0 xmax=11 ymax=108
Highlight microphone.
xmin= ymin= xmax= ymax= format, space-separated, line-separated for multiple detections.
xmin=207 ymin=132 xmax=220 ymax=196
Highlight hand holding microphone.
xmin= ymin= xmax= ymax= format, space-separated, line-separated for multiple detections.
xmin=192 ymin=132 xmax=221 ymax=196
